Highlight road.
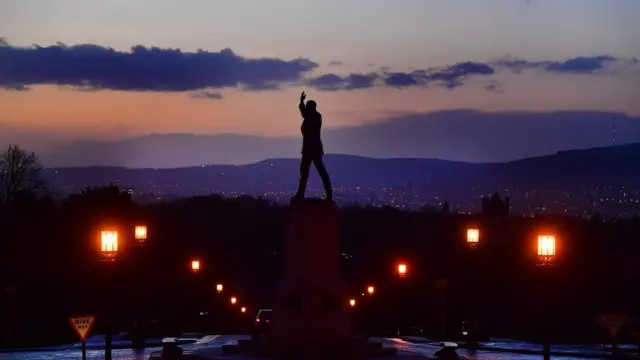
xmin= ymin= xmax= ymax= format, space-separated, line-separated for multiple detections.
xmin=0 ymin=335 xmax=636 ymax=360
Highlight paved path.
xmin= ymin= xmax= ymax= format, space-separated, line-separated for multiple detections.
xmin=0 ymin=335 xmax=637 ymax=360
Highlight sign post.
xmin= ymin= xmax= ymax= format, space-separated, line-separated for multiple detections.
xmin=597 ymin=314 xmax=628 ymax=359
xmin=69 ymin=315 xmax=96 ymax=360
xmin=435 ymin=278 xmax=450 ymax=340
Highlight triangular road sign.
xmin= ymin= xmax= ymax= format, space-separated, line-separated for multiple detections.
xmin=597 ymin=314 xmax=628 ymax=338
xmin=69 ymin=315 xmax=96 ymax=341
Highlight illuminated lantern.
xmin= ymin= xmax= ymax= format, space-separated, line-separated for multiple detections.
xmin=241 ymin=307 xmax=247 ymax=313
xmin=230 ymin=296 xmax=237 ymax=305
xmin=191 ymin=260 xmax=201 ymax=273
xmin=367 ymin=286 xmax=375 ymax=295
xmin=397 ymin=263 xmax=407 ymax=278
xmin=349 ymin=298 xmax=356 ymax=307
xmin=101 ymin=230 xmax=118 ymax=260
xmin=216 ymin=283 xmax=223 ymax=294
xmin=466 ymin=228 xmax=480 ymax=248
xmin=537 ymin=234 xmax=556 ymax=264
xmin=134 ymin=225 xmax=148 ymax=245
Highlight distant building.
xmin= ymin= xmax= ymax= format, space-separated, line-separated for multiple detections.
xmin=481 ymin=191 xmax=510 ymax=217
xmin=441 ymin=201 xmax=451 ymax=214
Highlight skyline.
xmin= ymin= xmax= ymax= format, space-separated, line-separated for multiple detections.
xmin=1 ymin=0 xmax=640 ymax=165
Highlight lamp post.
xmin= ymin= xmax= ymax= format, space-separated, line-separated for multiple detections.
xmin=100 ymin=230 xmax=119 ymax=262
xmin=465 ymin=227 xmax=481 ymax=347
xmin=132 ymin=224 xmax=148 ymax=349
xmin=466 ymin=228 xmax=480 ymax=249
xmin=537 ymin=234 xmax=556 ymax=266
xmin=349 ymin=298 xmax=357 ymax=308
xmin=134 ymin=225 xmax=148 ymax=246
xmin=216 ymin=283 xmax=224 ymax=294
xmin=397 ymin=263 xmax=408 ymax=278
xmin=241 ymin=306 xmax=247 ymax=313
xmin=536 ymin=233 xmax=557 ymax=360
xmin=99 ymin=229 xmax=119 ymax=360
xmin=367 ymin=285 xmax=375 ymax=296
xmin=191 ymin=259 xmax=201 ymax=274
xmin=395 ymin=262 xmax=409 ymax=336
xmin=230 ymin=296 xmax=238 ymax=305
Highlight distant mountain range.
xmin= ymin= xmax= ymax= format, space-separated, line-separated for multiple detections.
xmin=36 ymin=110 xmax=640 ymax=168
xmin=45 ymin=143 xmax=640 ymax=212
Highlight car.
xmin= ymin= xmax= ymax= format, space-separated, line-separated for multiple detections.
xmin=253 ymin=308 xmax=273 ymax=338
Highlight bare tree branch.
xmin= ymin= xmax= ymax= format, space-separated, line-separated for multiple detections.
xmin=0 ymin=144 xmax=45 ymax=203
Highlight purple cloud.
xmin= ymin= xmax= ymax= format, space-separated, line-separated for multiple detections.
xmin=0 ymin=41 xmax=317 ymax=91
xmin=308 ymin=73 xmax=379 ymax=91
xmin=0 ymin=40 xmax=630 ymax=95
xmin=495 ymin=55 xmax=619 ymax=74
xmin=190 ymin=90 xmax=223 ymax=100
xmin=309 ymin=61 xmax=495 ymax=91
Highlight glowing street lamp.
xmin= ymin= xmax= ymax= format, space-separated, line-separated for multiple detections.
xmin=191 ymin=259 xmax=201 ymax=274
xmin=100 ymin=230 xmax=119 ymax=261
xmin=466 ymin=228 xmax=480 ymax=248
xmin=134 ymin=225 xmax=148 ymax=245
xmin=216 ymin=283 xmax=224 ymax=294
xmin=537 ymin=234 xmax=556 ymax=265
xmin=397 ymin=263 xmax=408 ymax=278
xmin=230 ymin=296 xmax=237 ymax=305
xmin=241 ymin=306 xmax=247 ymax=313
xmin=367 ymin=285 xmax=375 ymax=295
xmin=349 ymin=298 xmax=356 ymax=308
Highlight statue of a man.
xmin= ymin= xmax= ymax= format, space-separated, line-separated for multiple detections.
xmin=294 ymin=91 xmax=332 ymax=201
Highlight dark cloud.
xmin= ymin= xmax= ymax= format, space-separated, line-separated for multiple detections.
xmin=305 ymin=55 xmax=630 ymax=92
xmin=2 ymin=83 xmax=29 ymax=91
xmin=308 ymin=73 xmax=378 ymax=91
xmin=483 ymin=81 xmax=503 ymax=94
xmin=190 ymin=90 xmax=223 ymax=100
xmin=0 ymin=42 xmax=318 ymax=92
xmin=384 ymin=71 xmax=424 ymax=87
xmin=240 ymin=82 xmax=282 ymax=92
xmin=309 ymin=61 xmax=495 ymax=90
xmin=496 ymin=55 xmax=619 ymax=74
xmin=423 ymin=62 xmax=495 ymax=88
xmin=0 ymin=41 xmax=630 ymax=95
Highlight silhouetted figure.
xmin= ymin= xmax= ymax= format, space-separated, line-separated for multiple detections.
xmin=294 ymin=91 xmax=332 ymax=201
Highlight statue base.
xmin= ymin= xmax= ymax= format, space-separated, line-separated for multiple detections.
xmin=219 ymin=198 xmax=397 ymax=359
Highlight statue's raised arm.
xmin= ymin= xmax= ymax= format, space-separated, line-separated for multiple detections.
xmin=298 ymin=91 xmax=307 ymax=118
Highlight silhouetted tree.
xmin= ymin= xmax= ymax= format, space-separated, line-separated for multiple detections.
xmin=0 ymin=145 xmax=45 ymax=204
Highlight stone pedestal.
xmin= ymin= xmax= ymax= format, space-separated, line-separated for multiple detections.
xmin=270 ymin=199 xmax=353 ymax=357
xmin=219 ymin=198 xmax=396 ymax=359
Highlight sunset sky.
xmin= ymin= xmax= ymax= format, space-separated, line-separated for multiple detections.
xmin=1 ymin=0 xmax=639 ymax=166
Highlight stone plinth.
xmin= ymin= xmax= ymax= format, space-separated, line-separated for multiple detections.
xmin=218 ymin=198 xmax=396 ymax=359
xmin=270 ymin=198 xmax=353 ymax=357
